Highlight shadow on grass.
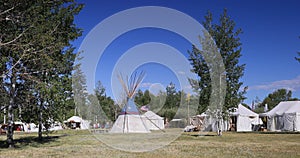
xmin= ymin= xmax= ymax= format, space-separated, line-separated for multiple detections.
xmin=190 ymin=134 xmax=218 ymax=137
xmin=0 ymin=134 xmax=66 ymax=149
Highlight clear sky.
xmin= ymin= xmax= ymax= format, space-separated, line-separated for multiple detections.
xmin=73 ymin=0 xmax=300 ymax=106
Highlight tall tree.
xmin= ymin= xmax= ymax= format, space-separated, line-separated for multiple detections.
xmin=72 ymin=60 xmax=88 ymax=119
xmin=189 ymin=9 xmax=246 ymax=114
xmin=0 ymin=0 xmax=83 ymax=146
xmin=189 ymin=45 xmax=211 ymax=114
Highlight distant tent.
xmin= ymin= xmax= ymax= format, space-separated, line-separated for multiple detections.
xmin=66 ymin=116 xmax=90 ymax=129
xmin=230 ymin=104 xmax=262 ymax=132
xmin=110 ymin=72 xmax=150 ymax=133
xmin=142 ymin=111 xmax=164 ymax=130
xmin=14 ymin=121 xmax=28 ymax=132
xmin=260 ymin=101 xmax=300 ymax=131
xmin=197 ymin=111 xmax=228 ymax=132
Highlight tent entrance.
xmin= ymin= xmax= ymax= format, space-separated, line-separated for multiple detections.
xmin=229 ymin=116 xmax=237 ymax=131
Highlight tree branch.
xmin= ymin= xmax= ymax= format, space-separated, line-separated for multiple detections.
xmin=0 ymin=6 xmax=15 ymax=16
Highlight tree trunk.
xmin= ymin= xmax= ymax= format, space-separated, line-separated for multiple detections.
xmin=38 ymin=98 xmax=43 ymax=140
xmin=7 ymin=74 xmax=16 ymax=148
xmin=7 ymin=100 xmax=14 ymax=148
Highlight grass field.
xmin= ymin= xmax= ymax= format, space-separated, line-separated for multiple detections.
xmin=0 ymin=129 xmax=300 ymax=158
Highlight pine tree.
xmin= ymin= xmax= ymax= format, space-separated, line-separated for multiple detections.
xmin=0 ymin=0 xmax=83 ymax=146
xmin=189 ymin=9 xmax=246 ymax=114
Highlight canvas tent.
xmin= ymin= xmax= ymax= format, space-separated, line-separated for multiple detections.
xmin=230 ymin=104 xmax=262 ymax=132
xmin=66 ymin=116 xmax=90 ymax=129
xmin=188 ymin=112 xmax=226 ymax=132
xmin=142 ymin=111 xmax=164 ymax=130
xmin=260 ymin=101 xmax=300 ymax=131
xmin=110 ymin=72 xmax=150 ymax=133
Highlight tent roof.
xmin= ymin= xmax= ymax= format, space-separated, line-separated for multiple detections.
xmin=264 ymin=101 xmax=300 ymax=116
xmin=231 ymin=104 xmax=258 ymax=117
xmin=143 ymin=111 xmax=163 ymax=120
xmin=14 ymin=121 xmax=24 ymax=124
xmin=120 ymin=98 xmax=139 ymax=115
xmin=67 ymin=116 xmax=83 ymax=122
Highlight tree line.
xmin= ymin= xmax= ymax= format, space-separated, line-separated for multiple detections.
xmin=1 ymin=1 xmax=299 ymax=148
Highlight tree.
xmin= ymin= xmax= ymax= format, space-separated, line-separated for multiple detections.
xmin=0 ymin=0 xmax=83 ymax=146
xmin=157 ymin=82 xmax=181 ymax=122
xmin=94 ymin=81 xmax=116 ymax=122
xmin=147 ymin=91 xmax=166 ymax=113
xmin=189 ymin=45 xmax=211 ymax=114
xmin=189 ymin=9 xmax=246 ymax=114
xmin=72 ymin=60 xmax=88 ymax=119
xmin=134 ymin=89 xmax=151 ymax=107
xmin=259 ymin=89 xmax=298 ymax=111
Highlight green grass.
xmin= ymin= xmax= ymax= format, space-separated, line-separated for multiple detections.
xmin=0 ymin=130 xmax=300 ymax=158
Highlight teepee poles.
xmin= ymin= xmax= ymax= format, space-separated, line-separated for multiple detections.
xmin=118 ymin=71 xmax=145 ymax=99
xmin=117 ymin=71 xmax=146 ymax=133
xmin=139 ymin=109 xmax=166 ymax=133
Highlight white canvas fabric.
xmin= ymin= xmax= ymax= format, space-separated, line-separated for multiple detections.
xmin=296 ymin=113 xmax=300 ymax=131
xmin=231 ymin=104 xmax=262 ymax=132
xmin=110 ymin=115 xmax=150 ymax=133
xmin=66 ymin=116 xmax=90 ymax=129
xmin=142 ymin=111 xmax=165 ymax=130
xmin=264 ymin=101 xmax=300 ymax=131
xmin=67 ymin=116 xmax=83 ymax=122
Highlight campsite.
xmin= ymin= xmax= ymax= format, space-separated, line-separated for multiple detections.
xmin=1 ymin=130 xmax=300 ymax=158
xmin=1 ymin=0 xmax=300 ymax=157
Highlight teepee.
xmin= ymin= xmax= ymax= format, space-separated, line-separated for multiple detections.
xmin=110 ymin=72 xmax=150 ymax=133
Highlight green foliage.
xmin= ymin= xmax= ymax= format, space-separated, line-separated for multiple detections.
xmin=134 ymin=89 xmax=151 ymax=107
xmin=147 ymin=91 xmax=167 ymax=113
xmin=72 ymin=59 xmax=88 ymax=119
xmin=133 ymin=82 xmax=183 ymax=122
xmin=253 ymin=106 xmax=265 ymax=113
xmin=94 ymin=81 xmax=118 ymax=122
xmin=188 ymin=45 xmax=211 ymax=114
xmin=189 ymin=9 xmax=246 ymax=114
xmin=0 ymin=0 xmax=83 ymax=144
xmin=157 ymin=82 xmax=181 ymax=121
xmin=259 ymin=89 xmax=298 ymax=111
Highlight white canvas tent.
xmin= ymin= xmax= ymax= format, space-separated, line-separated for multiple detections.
xmin=194 ymin=111 xmax=228 ymax=132
xmin=260 ymin=101 xmax=300 ymax=131
xmin=110 ymin=72 xmax=150 ymax=133
xmin=66 ymin=116 xmax=90 ymax=129
xmin=110 ymin=99 xmax=150 ymax=133
xmin=142 ymin=111 xmax=164 ymax=130
xmin=230 ymin=104 xmax=262 ymax=132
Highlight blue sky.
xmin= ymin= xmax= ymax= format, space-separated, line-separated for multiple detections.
xmin=73 ymin=0 xmax=300 ymax=106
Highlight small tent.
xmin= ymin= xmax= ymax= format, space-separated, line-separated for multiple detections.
xmin=110 ymin=72 xmax=150 ymax=133
xmin=230 ymin=104 xmax=262 ymax=132
xmin=66 ymin=116 xmax=90 ymax=129
xmin=142 ymin=111 xmax=164 ymax=130
xmin=195 ymin=111 xmax=228 ymax=132
xmin=261 ymin=101 xmax=300 ymax=131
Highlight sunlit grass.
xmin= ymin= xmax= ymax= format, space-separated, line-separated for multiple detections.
xmin=0 ymin=130 xmax=300 ymax=158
